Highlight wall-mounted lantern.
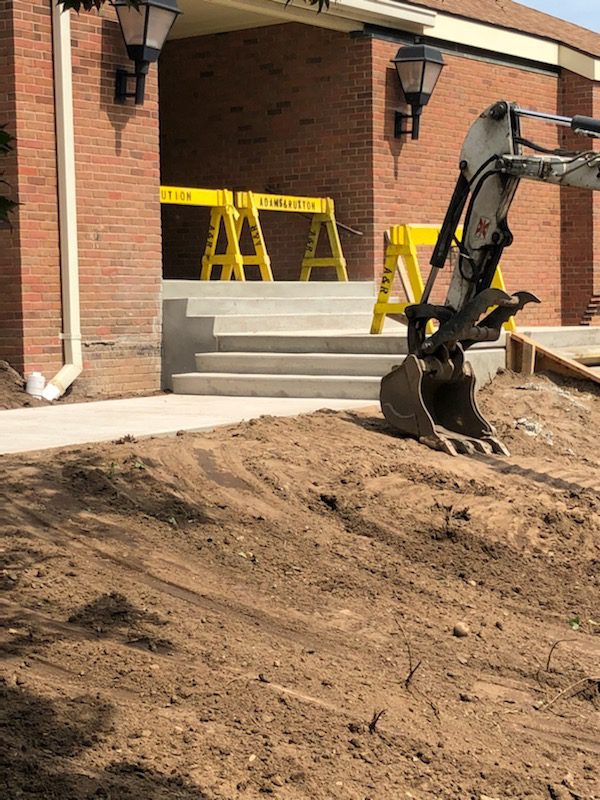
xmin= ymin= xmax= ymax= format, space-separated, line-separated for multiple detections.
xmin=392 ymin=44 xmax=445 ymax=140
xmin=114 ymin=0 xmax=182 ymax=106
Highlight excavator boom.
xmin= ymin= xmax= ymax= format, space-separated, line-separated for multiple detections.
xmin=380 ymin=100 xmax=600 ymax=455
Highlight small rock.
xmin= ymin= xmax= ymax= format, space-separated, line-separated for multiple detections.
xmin=495 ymin=621 xmax=504 ymax=631
xmin=459 ymin=692 xmax=476 ymax=703
xmin=271 ymin=775 xmax=284 ymax=787
xmin=130 ymin=729 xmax=151 ymax=739
xmin=547 ymin=785 xmax=571 ymax=800
xmin=348 ymin=722 xmax=364 ymax=734
xmin=453 ymin=622 xmax=470 ymax=638
xmin=349 ymin=738 xmax=361 ymax=748
xmin=562 ymin=773 xmax=577 ymax=791
xmin=258 ymin=673 xmax=270 ymax=683
xmin=248 ymin=754 xmax=257 ymax=764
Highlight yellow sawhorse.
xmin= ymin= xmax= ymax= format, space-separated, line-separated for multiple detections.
xmin=232 ymin=191 xmax=274 ymax=281
xmin=160 ymin=185 xmax=244 ymax=281
xmin=235 ymin=191 xmax=348 ymax=282
xmin=370 ymin=223 xmax=517 ymax=334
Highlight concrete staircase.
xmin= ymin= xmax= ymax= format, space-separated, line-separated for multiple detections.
xmin=164 ymin=281 xmax=506 ymax=400
xmin=520 ymin=326 xmax=600 ymax=376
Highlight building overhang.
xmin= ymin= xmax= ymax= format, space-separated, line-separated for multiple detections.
xmin=169 ymin=0 xmax=600 ymax=82
xmin=170 ymin=0 xmax=436 ymax=38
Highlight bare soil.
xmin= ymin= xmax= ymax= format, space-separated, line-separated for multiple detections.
xmin=1 ymin=371 xmax=599 ymax=800
xmin=0 ymin=360 xmax=164 ymax=409
xmin=0 ymin=361 xmax=45 ymax=409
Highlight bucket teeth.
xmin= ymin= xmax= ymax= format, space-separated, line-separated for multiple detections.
xmin=380 ymin=352 xmax=510 ymax=457
xmin=488 ymin=438 xmax=510 ymax=456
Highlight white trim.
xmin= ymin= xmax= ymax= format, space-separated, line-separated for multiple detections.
xmin=173 ymin=0 xmax=436 ymax=38
xmin=177 ymin=0 xmax=359 ymax=34
xmin=430 ymin=13 xmax=599 ymax=81
xmin=308 ymin=0 xmax=436 ymax=30
xmin=175 ymin=0 xmax=600 ymax=82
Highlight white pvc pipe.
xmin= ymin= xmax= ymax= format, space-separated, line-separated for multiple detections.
xmin=43 ymin=1 xmax=82 ymax=402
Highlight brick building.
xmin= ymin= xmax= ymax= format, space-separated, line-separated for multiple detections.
xmin=1 ymin=0 xmax=599 ymax=396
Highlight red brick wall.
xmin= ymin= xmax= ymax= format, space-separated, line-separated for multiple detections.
xmin=70 ymin=7 xmax=162 ymax=394
xmin=0 ymin=1 xmax=162 ymax=394
xmin=161 ymin=24 xmax=600 ymax=327
xmin=558 ymin=69 xmax=597 ymax=325
xmin=594 ymin=83 xmax=600 ymax=302
xmin=11 ymin=0 xmax=63 ymax=377
xmin=371 ymin=39 xmax=561 ymax=326
xmin=159 ymin=24 xmax=375 ymax=281
xmin=0 ymin=0 xmax=22 ymax=368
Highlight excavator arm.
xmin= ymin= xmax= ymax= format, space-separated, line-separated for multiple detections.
xmin=380 ymin=100 xmax=600 ymax=455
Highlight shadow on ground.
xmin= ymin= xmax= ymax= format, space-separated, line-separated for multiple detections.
xmin=0 ymin=684 xmax=210 ymax=799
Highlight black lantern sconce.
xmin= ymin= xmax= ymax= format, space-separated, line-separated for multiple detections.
xmin=114 ymin=0 xmax=182 ymax=106
xmin=392 ymin=44 xmax=445 ymax=140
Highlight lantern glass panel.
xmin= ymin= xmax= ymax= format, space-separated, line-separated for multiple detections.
xmin=146 ymin=5 xmax=178 ymax=50
xmin=115 ymin=5 xmax=148 ymax=46
xmin=421 ymin=61 xmax=444 ymax=98
xmin=396 ymin=60 xmax=424 ymax=97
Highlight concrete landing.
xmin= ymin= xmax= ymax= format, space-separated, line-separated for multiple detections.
xmin=0 ymin=395 xmax=372 ymax=456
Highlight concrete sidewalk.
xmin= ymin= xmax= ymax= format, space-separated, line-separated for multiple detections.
xmin=0 ymin=394 xmax=372 ymax=455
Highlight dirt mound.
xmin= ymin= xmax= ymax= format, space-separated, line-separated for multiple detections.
xmin=0 ymin=360 xmax=45 ymax=409
xmin=0 ymin=360 xmax=164 ymax=408
xmin=1 ymin=371 xmax=599 ymax=799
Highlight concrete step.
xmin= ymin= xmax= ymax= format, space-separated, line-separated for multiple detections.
xmin=195 ymin=352 xmax=405 ymax=376
xmin=215 ymin=331 xmax=506 ymax=354
xmin=186 ymin=296 xmax=374 ymax=316
xmin=212 ymin=312 xmax=374 ymax=334
xmin=163 ymin=280 xmax=376 ymax=300
xmin=172 ymin=372 xmax=381 ymax=400
xmin=523 ymin=326 xmax=600 ymax=349
xmin=560 ymin=346 xmax=600 ymax=366
xmin=175 ymin=347 xmax=505 ymax=399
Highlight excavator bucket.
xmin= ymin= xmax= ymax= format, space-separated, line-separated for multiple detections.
xmin=380 ymin=354 xmax=509 ymax=456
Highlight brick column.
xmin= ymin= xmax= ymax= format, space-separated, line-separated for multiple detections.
xmin=0 ymin=1 xmax=24 ymax=371
xmin=558 ymin=69 xmax=599 ymax=325
xmin=0 ymin=0 xmax=163 ymax=394
xmin=371 ymin=37 xmax=562 ymax=325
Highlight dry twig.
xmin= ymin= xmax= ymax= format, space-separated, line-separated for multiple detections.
xmin=537 ymin=676 xmax=600 ymax=712
xmin=395 ymin=617 xmax=422 ymax=689
xmin=368 ymin=708 xmax=386 ymax=734
xmin=545 ymin=639 xmax=576 ymax=673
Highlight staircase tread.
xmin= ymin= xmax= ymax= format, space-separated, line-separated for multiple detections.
xmin=174 ymin=372 xmax=382 ymax=381
xmin=195 ymin=352 xmax=404 ymax=358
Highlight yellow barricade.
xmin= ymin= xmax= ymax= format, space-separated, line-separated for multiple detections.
xmin=370 ymin=224 xmax=516 ymax=334
xmin=235 ymin=191 xmax=348 ymax=282
xmin=160 ymin=185 xmax=245 ymax=281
